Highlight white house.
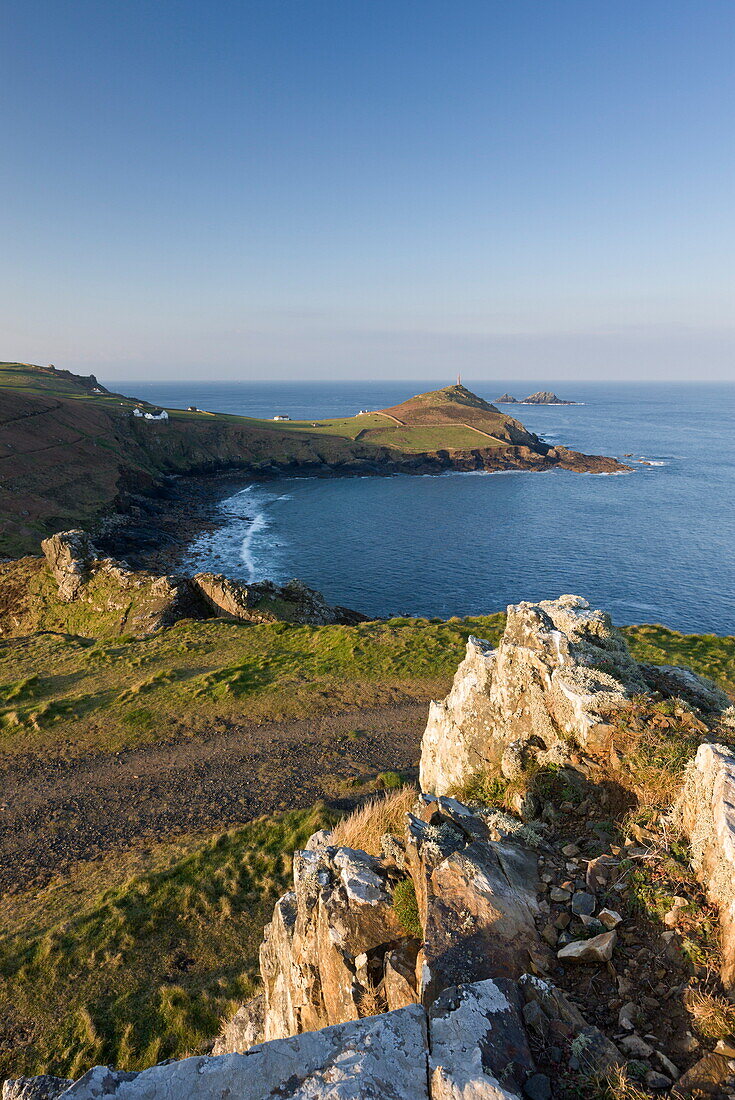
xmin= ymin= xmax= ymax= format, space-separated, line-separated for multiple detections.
xmin=272 ymin=414 xmax=291 ymax=421
xmin=133 ymin=407 xmax=169 ymax=421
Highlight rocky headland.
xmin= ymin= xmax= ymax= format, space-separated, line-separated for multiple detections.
xmin=0 ymin=365 xmax=626 ymax=560
xmin=8 ymin=595 xmax=735 ymax=1099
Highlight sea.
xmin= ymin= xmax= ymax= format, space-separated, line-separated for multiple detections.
xmin=114 ymin=380 xmax=735 ymax=635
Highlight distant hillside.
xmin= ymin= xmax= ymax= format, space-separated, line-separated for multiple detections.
xmin=0 ymin=365 xmax=626 ymax=556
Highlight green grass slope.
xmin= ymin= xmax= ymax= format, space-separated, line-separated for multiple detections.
xmin=0 ymin=614 xmax=507 ymax=756
xmin=0 ymin=611 xmax=732 ymax=759
xmin=0 ymin=805 xmax=334 ymax=1081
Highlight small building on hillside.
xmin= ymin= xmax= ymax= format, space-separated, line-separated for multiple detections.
xmin=272 ymin=414 xmax=290 ymax=421
xmin=133 ymin=407 xmax=169 ymax=421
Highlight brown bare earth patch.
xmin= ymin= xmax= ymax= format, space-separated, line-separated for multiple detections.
xmin=0 ymin=702 xmax=425 ymax=895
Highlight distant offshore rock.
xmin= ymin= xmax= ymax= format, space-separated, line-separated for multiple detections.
xmin=523 ymin=391 xmax=578 ymax=405
xmin=496 ymin=391 xmax=579 ymax=405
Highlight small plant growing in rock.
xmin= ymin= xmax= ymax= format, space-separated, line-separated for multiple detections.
xmin=392 ymin=877 xmax=422 ymax=939
xmin=685 ymin=984 xmax=735 ymax=1039
xmin=357 ymin=981 xmax=387 ymax=1018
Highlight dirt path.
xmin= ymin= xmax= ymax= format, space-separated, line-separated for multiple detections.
xmin=0 ymin=702 xmax=427 ymax=894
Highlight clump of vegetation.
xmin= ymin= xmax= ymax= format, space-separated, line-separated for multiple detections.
xmin=610 ymin=697 xmax=705 ymax=809
xmin=622 ymin=824 xmax=720 ymax=974
xmin=455 ymin=761 xmax=584 ymax=816
xmin=330 ymin=786 xmax=417 ymax=856
xmin=376 ymin=770 xmax=404 ymax=789
xmin=594 ymin=1066 xmax=654 ymax=1100
xmin=0 ymin=804 xmax=335 ymax=1081
xmin=392 ymin=878 xmax=422 ymax=939
xmin=685 ymin=984 xmax=735 ymax=1039
xmin=357 ymin=981 xmax=388 ymax=1018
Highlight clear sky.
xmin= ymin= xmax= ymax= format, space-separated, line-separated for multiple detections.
xmin=2 ymin=1 xmax=735 ymax=382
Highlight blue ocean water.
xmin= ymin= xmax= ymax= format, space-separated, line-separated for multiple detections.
xmin=115 ymin=381 xmax=735 ymax=633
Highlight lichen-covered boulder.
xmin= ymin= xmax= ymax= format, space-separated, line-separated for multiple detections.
xmin=2 ymin=1078 xmax=73 ymax=1100
xmin=260 ymin=844 xmax=403 ymax=1041
xmin=428 ymin=978 xmax=534 ymax=1099
xmin=41 ymin=530 xmax=97 ymax=601
xmin=192 ymin=573 xmax=366 ymax=626
xmin=677 ymin=742 xmax=735 ymax=992
xmin=420 ymin=596 xmax=646 ymax=795
xmin=212 ymin=995 xmax=264 ymax=1055
xmin=405 ymin=799 xmax=549 ymax=1005
xmin=51 ymin=1005 xmax=429 ymax=1099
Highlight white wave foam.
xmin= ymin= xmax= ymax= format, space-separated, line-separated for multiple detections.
xmin=240 ymin=511 xmax=269 ymax=582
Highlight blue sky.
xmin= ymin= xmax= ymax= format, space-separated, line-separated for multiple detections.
xmin=2 ymin=1 xmax=735 ymax=382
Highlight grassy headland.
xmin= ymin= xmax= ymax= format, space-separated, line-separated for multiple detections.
xmin=0 ymin=363 xmax=627 ymax=557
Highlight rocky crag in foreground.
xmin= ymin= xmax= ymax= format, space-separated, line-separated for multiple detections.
xmin=8 ymin=596 xmax=735 ymax=1099
xmin=0 ymin=529 xmax=366 ymax=638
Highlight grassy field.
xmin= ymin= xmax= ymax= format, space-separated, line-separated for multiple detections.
xmin=0 ymin=615 xmax=506 ymax=756
xmin=0 ymin=805 xmax=335 ymax=1081
xmin=1 ymin=613 xmax=733 ymax=759
xmin=356 ymin=423 xmax=504 ymax=452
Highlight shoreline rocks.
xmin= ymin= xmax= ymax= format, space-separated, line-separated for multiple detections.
xmin=28 ymin=530 xmax=368 ymax=637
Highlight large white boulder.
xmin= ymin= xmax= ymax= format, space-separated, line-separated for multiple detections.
xmin=677 ymin=742 xmax=735 ymax=992
xmin=55 ymin=1005 xmax=429 ymax=1100
xmin=421 ymin=596 xmax=647 ymax=795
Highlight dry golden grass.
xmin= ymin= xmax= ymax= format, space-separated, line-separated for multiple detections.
xmin=357 ymin=982 xmax=387 ymax=1018
xmin=330 ymin=786 xmax=417 ymax=856
xmin=684 ymin=984 xmax=735 ymax=1039
xmin=595 ymin=1066 xmax=653 ymax=1100
xmin=609 ymin=701 xmax=703 ymax=811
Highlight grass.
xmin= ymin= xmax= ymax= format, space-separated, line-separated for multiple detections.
xmin=624 ymin=623 xmax=735 ymax=695
xmin=0 ymin=804 xmax=335 ymax=1082
xmin=609 ymin=697 xmax=707 ymax=810
xmin=330 ymin=786 xmax=417 ymax=856
xmin=0 ymin=615 xmax=732 ymax=759
xmin=684 ymin=985 xmax=735 ymax=1039
xmin=0 ymin=615 xmax=506 ymax=756
xmin=356 ymin=424 xmax=503 ymax=452
xmin=392 ymin=878 xmax=422 ymax=939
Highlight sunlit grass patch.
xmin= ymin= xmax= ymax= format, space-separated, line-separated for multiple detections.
xmin=0 ymin=804 xmax=335 ymax=1080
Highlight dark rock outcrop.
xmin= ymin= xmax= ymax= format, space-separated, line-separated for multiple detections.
xmin=28 ymin=531 xmax=366 ymax=637
xmin=522 ymin=392 xmax=576 ymax=405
